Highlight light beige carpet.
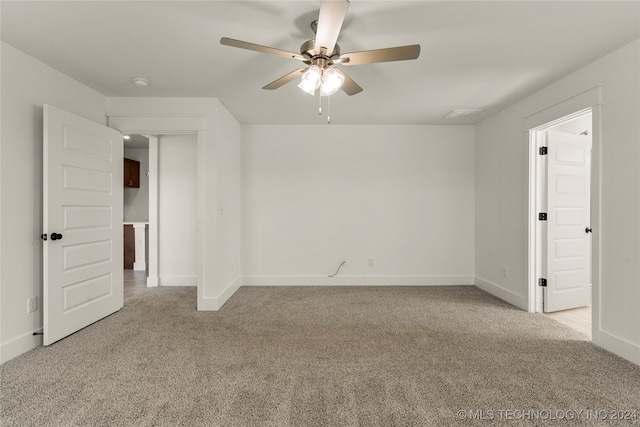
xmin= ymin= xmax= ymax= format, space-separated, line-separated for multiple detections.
xmin=1 ymin=286 xmax=639 ymax=426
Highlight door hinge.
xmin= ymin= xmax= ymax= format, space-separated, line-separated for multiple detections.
xmin=538 ymin=278 xmax=547 ymax=287
xmin=539 ymin=146 xmax=548 ymax=155
xmin=539 ymin=212 xmax=547 ymax=221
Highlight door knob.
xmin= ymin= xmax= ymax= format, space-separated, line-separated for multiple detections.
xmin=50 ymin=233 xmax=63 ymax=241
xmin=585 ymin=227 xmax=592 ymax=234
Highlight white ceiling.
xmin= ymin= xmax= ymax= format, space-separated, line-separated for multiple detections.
xmin=1 ymin=1 xmax=639 ymax=125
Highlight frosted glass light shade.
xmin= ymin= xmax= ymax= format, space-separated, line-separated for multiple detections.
xmin=298 ymin=65 xmax=322 ymax=96
xmin=298 ymin=79 xmax=318 ymax=95
xmin=320 ymin=67 xmax=345 ymax=97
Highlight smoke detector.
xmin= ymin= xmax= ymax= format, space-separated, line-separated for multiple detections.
xmin=132 ymin=77 xmax=150 ymax=87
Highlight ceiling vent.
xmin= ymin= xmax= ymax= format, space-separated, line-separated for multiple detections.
xmin=442 ymin=109 xmax=482 ymax=119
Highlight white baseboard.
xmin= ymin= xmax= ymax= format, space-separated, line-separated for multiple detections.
xmin=1 ymin=331 xmax=42 ymax=365
xmin=242 ymin=275 xmax=474 ymax=286
xmin=198 ymin=276 xmax=242 ymax=311
xmin=197 ymin=275 xmax=471 ymax=310
xmin=474 ymin=276 xmax=527 ymax=310
xmin=147 ymin=276 xmax=159 ymax=287
xmin=594 ymin=330 xmax=640 ymax=366
xmin=159 ymin=275 xmax=197 ymax=286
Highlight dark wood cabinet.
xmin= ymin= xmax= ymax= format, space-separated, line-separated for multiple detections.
xmin=124 ymin=158 xmax=140 ymax=188
xmin=124 ymin=225 xmax=135 ymax=269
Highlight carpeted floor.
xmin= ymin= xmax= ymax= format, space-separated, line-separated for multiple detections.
xmin=1 ymin=286 xmax=639 ymax=426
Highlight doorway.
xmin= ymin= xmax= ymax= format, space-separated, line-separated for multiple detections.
xmin=107 ymin=112 xmax=209 ymax=310
xmin=529 ymin=109 xmax=593 ymax=338
xmin=122 ymin=133 xmax=199 ymax=298
xmin=123 ymin=134 xmax=150 ymax=300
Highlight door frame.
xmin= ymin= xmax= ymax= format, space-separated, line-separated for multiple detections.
xmin=145 ymin=135 xmax=159 ymax=287
xmin=106 ymin=114 xmax=206 ymax=305
xmin=525 ymin=84 xmax=603 ymax=341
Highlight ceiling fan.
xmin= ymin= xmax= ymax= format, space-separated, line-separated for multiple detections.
xmin=220 ymin=0 xmax=420 ymax=98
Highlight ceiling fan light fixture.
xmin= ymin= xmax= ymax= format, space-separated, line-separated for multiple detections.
xmin=298 ymin=65 xmax=345 ymax=97
xmin=320 ymin=67 xmax=345 ymax=96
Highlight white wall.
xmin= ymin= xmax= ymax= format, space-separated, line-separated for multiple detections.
xmin=123 ymin=147 xmax=149 ymax=222
xmin=0 ymin=42 xmax=107 ymax=363
xmin=475 ymin=38 xmax=640 ymax=364
xmin=158 ymin=135 xmax=198 ymax=285
xmin=215 ymin=104 xmax=242 ymax=294
xmin=242 ymin=125 xmax=475 ymax=285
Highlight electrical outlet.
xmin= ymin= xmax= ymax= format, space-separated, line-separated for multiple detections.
xmin=368 ymin=257 xmax=374 ymax=266
xmin=27 ymin=297 xmax=37 ymax=313
xmin=502 ymin=267 xmax=509 ymax=278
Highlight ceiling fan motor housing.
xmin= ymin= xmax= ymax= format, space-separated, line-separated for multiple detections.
xmin=300 ymin=39 xmax=341 ymax=66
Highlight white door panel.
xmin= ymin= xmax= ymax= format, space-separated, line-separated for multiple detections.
xmin=544 ymin=130 xmax=591 ymax=312
xmin=43 ymin=105 xmax=123 ymax=345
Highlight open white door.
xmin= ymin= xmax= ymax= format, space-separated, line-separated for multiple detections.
xmin=544 ymin=130 xmax=591 ymax=312
xmin=43 ymin=105 xmax=124 ymax=345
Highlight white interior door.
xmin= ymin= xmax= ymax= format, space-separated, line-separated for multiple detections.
xmin=43 ymin=104 xmax=124 ymax=345
xmin=544 ymin=130 xmax=591 ymax=312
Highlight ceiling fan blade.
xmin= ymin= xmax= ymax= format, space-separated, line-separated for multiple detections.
xmin=340 ymin=44 xmax=420 ymax=66
xmin=220 ymin=37 xmax=305 ymax=61
xmin=262 ymin=69 xmax=306 ymax=90
xmin=335 ymin=69 xmax=363 ymax=96
xmin=314 ymin=0 xmax=349 ymax=56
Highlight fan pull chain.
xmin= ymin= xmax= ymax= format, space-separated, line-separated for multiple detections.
xmin=317 ymin=94 xmax=332 ymax=123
